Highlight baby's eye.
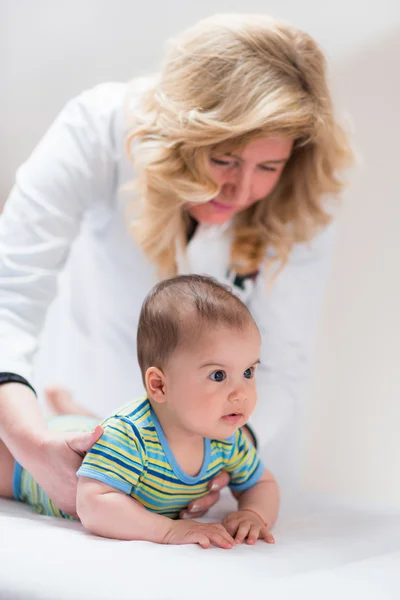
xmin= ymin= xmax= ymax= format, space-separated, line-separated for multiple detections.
xmin=209 ymin=370 xmax=226 ymax=382
xmin=243 ymin=367 xmax=254 ymax=379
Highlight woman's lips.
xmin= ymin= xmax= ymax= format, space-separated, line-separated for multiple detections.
xmin=210 ymin=199 xmax=234 ymax=211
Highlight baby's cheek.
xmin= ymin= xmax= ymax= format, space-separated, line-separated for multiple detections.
xmin=247 ymin=390 xmax=258 ymax=412
xmin=198 ymin=395 xmax=220 ymax=418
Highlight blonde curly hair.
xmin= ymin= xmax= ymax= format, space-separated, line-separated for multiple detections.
xmin=126 ymin=14 xmax=353 ymax=278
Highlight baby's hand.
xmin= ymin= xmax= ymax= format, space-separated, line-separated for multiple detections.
xmin=163 ymin=519 xmax=235 ymax=549
xmin=223 ymin=510 xmax=275 ymax=545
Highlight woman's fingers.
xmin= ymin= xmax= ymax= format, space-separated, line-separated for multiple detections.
xmin=179 ymin=471 xmax=230 ymax=518
xmin=180 ymin=490 xmax=220 ymax=518
xmin=208 ymin=470 xmax=230 ymax=492
xmin=66 ymin=426 xmax=104 ymax=457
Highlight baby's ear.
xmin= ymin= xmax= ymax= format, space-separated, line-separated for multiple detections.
xmin=145 ymin=367 xmax=167 ymax=403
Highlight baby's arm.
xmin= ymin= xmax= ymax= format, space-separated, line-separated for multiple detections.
xmin=236 ymin=468 xmax=279 ymax=527
xmin=77 ymin=477 xmax=235 ymax=549
xmin=223 ymin=468 xmax=279 ymax=544
xmin=77 ymin=477 xmax=170 ymax=541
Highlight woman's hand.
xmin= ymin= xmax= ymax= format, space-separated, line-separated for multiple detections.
xmin=0 ymin=382 xmax=101 ymax=516
xmin=29 ymin=426 xmax=103 ymax=517
xmin=179 ymin=471 xmax=230 ymax=519
xmin=163 ymin=519 xmax=235 ymax=549
xmin=222 ymin=510 xmax=275 ymax=545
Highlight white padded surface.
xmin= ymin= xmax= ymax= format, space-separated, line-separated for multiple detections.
xmin=1 ymin=491 xmax=400 ymax=599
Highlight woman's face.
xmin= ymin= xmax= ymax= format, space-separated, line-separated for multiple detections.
xmin=186 ymin=136 xmax=293 ymax=225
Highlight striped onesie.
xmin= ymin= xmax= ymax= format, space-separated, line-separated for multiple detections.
xmin=13 ymin=397 xmax=264 ymax=519
xmin=78 ymin=398 xmax=264 ymax=519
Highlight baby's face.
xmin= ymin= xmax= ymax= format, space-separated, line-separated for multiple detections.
xmin=163 ymin=324 xmax=261 ymax=440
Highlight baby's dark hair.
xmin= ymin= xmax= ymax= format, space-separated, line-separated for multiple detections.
xmin=137 ymin=274 xmax=257 ymax=382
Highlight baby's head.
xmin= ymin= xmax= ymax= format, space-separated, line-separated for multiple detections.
xmin=137 ymin=275 xmax=261 ymax=439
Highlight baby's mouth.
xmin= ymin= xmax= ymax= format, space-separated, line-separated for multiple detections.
xmin=221 ymin=412 xmax=243 ymax=423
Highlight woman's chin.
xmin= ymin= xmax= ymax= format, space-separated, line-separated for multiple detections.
xmin=187 ymin=205 xmax=234 ymax=225
xmin=200 ymin=214 xmax=233 ymax=225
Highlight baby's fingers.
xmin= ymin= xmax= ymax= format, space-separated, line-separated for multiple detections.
xmin=235 ymin=522 xmax=251 ymax=544
xmin=262 ymin=529 xmax=275 ymax=544
xmin=222 ymin=518 xmax=239 ymax=538
xmin=208 ymin=526 xmax=235 ymax=550
xmin=191 ymin=533 xmax=212 ymax=549
xmin=191 ymin=526 xmax=234 ymax=549
xmin=246 ymin=524 xmax=261 ymax=545
xmin=200 ymin=531 xmax=235 ymax=550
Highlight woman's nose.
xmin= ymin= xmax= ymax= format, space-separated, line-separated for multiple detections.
xmin=222 ymin=171 xmax=253 ymax=206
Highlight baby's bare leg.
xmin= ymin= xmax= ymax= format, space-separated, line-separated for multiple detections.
xmin=45 ymin=385 xmax=98 ymax=418
xmin=0 ymin=439 xmax=15 ymax=498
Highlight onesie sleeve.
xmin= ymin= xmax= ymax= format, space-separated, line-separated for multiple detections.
xmin=225 ymin=429 xmax=265 ymax=492
xmin=77 ymin=415 xmax=146 ymax=494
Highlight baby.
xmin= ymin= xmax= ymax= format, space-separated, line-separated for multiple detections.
xmin=0 ymin=275 xmax=279 ymax=549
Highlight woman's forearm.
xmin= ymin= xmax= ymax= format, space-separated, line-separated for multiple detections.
xmin=0 ymin=383 xmax=48 ymax=464
xmin=77 ymin=477 xmax=172 ymax=542
xmin=238 ymin=470 xmax=280 ymax=528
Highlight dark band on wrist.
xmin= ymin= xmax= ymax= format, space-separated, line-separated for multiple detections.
xmin=0 ymin=373 xmax=37 ymax=396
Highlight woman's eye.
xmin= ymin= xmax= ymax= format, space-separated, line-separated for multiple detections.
xmin=259 ymin=165 xmax=277 ymax=172
xmin=210 ymin=370 xmax=226 ymax=382
xmin=243 ymin=367 xmax=254 ymax=379
xmin=210 ymin=157 xmax=231 ymax=166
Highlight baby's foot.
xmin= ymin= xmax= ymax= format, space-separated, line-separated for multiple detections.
xmin=45 ymin=385 xmax=97 ymax=417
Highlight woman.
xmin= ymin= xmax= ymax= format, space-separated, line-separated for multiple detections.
xmin=0 ymin=14 xmax=352 ymax=517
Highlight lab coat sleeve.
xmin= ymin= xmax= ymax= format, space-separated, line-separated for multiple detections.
xmin=0 ymin=84 xmax=122 ymax=383
xmin=247 ymin=223 xmax=336 ymax=488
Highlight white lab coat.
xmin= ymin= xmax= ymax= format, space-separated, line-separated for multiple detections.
xmin=0 ymin=79 xmax=335 ymax=488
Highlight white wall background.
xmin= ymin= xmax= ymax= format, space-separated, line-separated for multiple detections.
xmin=1 ymin=0 xmax=400 ymax=507
xmin=303 ymin=27 xmax=400 ymax=508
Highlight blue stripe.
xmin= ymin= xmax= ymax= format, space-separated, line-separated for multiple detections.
xmin=145 ymin=466 xmax=215 ymax=486
xmin=124 ymin=399 xmax=148 ymax=419
xmin=98 ymin=433 xmax=139 ymax=458
xmin=145 ymin=467 xmax=182 ymax=485
xmin=106 ymin=423 xmax=137 ymax=446
xmin=87 ymin=448 xmax=142 ymax=477
xmin=229 ymin=459 xmax=264 ymax=492
xmin=120 ymin=418 xmax=146 ymax=452
xmin=12 ymin=461 xmax=22 ymax=500
xmin=77 ymin=467 xmax=132 ymax=494
xmin=229 ymin=456 xmax=258 ymax=484
xmin=137 ymin=479 xmax=208 ymax=499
